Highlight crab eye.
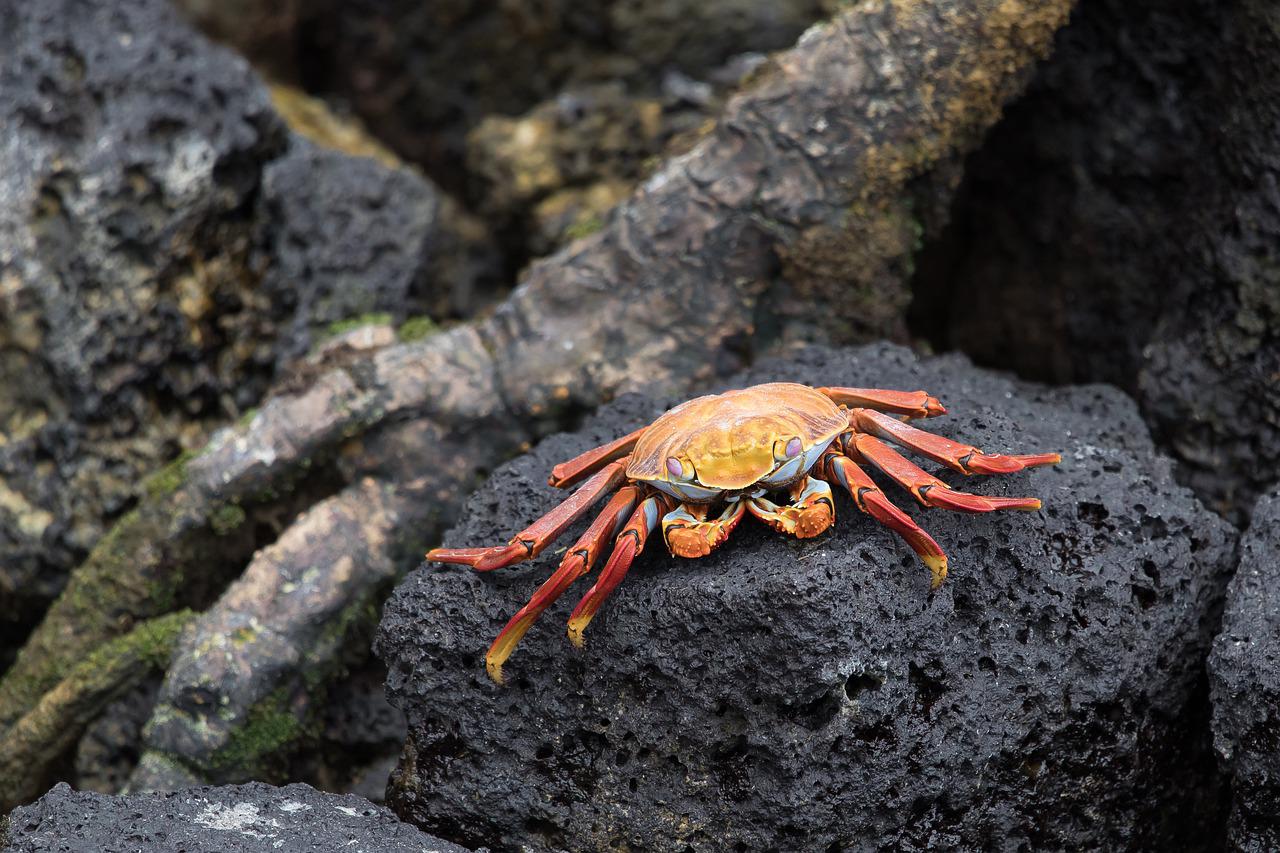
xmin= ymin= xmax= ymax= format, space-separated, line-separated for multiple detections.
xmin=785 ymin=437 xmax=802 ymax=458
xmin=666 ymin=457 xmax=685 ymax=478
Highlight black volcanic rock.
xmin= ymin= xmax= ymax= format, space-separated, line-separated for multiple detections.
xmin=911 ymin=0 xmax=1280 ymax=525
xmin=0 ymin=0 xmax=492 ymax=651
xmin=1 ymin=782 xmax=470 ymax=853
xmin=1210 ymin=486 xmax=1280 ymax=852
xmin=376 ymin=343 xmax=1236 ymax=851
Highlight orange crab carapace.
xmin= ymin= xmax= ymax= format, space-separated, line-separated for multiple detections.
xmin=428 ymin=383 xmax=1060 ymax=682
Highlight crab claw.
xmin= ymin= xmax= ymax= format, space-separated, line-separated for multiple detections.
xmin=426 ymin=541 xmax=528 ymax=572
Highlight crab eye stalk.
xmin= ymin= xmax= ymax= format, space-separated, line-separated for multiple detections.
xmin=786 ymin=437 xmax=802 ymax=458
xmin=666 ymin=457 xmax=685 ymax=478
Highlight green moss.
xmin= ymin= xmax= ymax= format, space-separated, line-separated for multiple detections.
xmin=563 ymin=215 xmax=605 ymax=241
xmin=210 ymin=503 xmax=246 ymax=536
xmin=396 ymin=314 xmax=439 ymax=343
xmin=323 ymin=312 xmax=393 ymax=339
xmin=143 ymin=449 xmax=196 ymax=500
xmin=236 ymin=407 xmax=260 ymax=429
xmin=211 ymin=686 xmax=308 ymax=774
xmin=85 ymin=609 xmax=194 ymax=671
xmin=230 ymin=625 xmax=258 ymax=647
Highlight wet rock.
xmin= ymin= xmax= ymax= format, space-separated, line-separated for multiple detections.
xmin=912 ymin=0 xmax=1280 ymax=524
xmin=0 ymin=0 xmax=493 ymax=648
xmin=1210 ymin=486 xmax=1280 ymax=852
xmin=377 ymin=343 xmax=1236 ymax=851
xmin=1 ymin=781 xmax=471 ymax=852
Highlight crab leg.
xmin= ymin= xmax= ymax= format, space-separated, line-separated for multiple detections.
xmin=818 ymin=387 xmax=947 ymax=419
xmin=851 ymin=408 xmax=1060 ymax=475
xmin=548 ymin=426 xmax=648 ymax=489
xmin=851 ymin=434 xmax=1043 ymax=513
xmin=427 ymin=459 xmax=629 ymax=571
xmin=483 ymin=486 xmax=642 ymax=684
xmin=745 ymin=476 xmax=835 ymax=539
xmin=566 ymin=492 xmax=674 ymax=647
xmin=662 ymin=500 xmax=748 ymax=558
xmin=824 ymin=451 xmax=948 ymax=588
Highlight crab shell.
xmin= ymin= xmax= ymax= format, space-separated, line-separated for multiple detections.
xmin=626 ymin=382 xmax=849 ymax=502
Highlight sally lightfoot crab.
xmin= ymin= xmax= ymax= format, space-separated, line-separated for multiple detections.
xmin=428 ymin=383 xmax=1060 ymax=682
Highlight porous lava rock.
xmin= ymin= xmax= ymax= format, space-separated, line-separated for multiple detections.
xmin=377 ymin=344 xmax=1236 ymax=851
xmin=1210 ymin=486 xmax=1280 ymax=852
xmin=1 ymin=781 xmax=470 ymax=852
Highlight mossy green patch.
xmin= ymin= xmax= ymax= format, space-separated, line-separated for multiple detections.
xmin=210 ymin=686 xmax=310 ymax=774
xmin=396 ymin=315 xmax=439 ymax=343
xmin=143 ymin=449 xmax=197 ymax=500
xmin=324 ymin=312 xmax=393 ymax=340
xmin=564 ymin=215 xmax=605 ymax=241
xmin=210 ymin=503 xmax=246 ymax=536
xmin=83 ymin=609 xmax=194 ymax=671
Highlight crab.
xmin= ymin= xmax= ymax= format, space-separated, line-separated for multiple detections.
xmin=428 ymin=383 xmax=1060 ymax=682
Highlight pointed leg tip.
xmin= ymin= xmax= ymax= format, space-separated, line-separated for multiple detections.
xmin=486 ymin=659 xmax=506 ymax=685
xmin=924 ymin=555 xmax=948 ymax=589
xmin=425 ymin=547 xmax=480 ymax=567
xmin=567 ymin=622 xmax=588 ymax=649
xmin=926 ymin=397 xmax=947 ymax=417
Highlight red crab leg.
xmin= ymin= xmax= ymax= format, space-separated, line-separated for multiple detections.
xmin=484 ymin=485 xmax=643 ymax=684
xmin=745 ymin=475 xmax=836 ymax=539
xmin=817 ymin=387 xmax=947 ymax=419
xmin=851 ymin=434 xmax=1043 ymax=513
xmin=662 ymin=500 xmax=748 ymax=558
xmin=851 ymin=408 xmax=1061 ymax=475
xmin=427 ymin=459 xmax=629 ymax=571
xmin=824 ymin=451 xmax=948 ymax=588
xmin=548 ymin=426 xmax=647 ymax=489
xmin=566 ymin=492 xmax=674 ymax=648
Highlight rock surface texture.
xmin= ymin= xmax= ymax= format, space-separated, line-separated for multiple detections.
xmin=1210 ymin=486 xmax=1280 ymax=852
xmin=912 ymin=0 xmax=1280 ymax=525
xmin=377 ymin=344 xmax=1236 ymax=851
xmin=0 ymin=0 xmax=492 ymax=646
xmin=1 ymin=781 xmax=470 ymax=852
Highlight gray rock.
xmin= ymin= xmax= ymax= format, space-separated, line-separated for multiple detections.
xmin=129 ymin=478 xmax=407 ymax=789
xmin=377 ymin=343 xmax=1236 ymax=851
xmin=0 ymin=0 xmax=284 ymax=647
xmin=258 ymin=139 xmax=497 ymax=364
xmin=0 ymin=0 xmax=491 ymax=647
xmin=1210 ymin=486 xmax=1280 ymax=852
xmin=1 ymin=781 xmax=471 ymax=852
